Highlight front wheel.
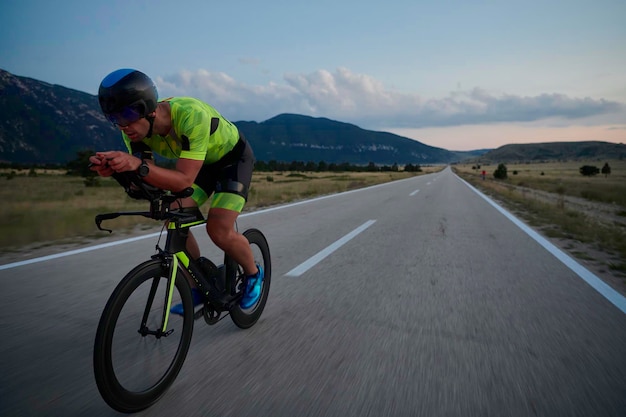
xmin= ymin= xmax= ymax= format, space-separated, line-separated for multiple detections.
xmin=229 ymin=228 xmax=271 ymax=329
xmin=93 ymin=260 xmax=194 ymax=413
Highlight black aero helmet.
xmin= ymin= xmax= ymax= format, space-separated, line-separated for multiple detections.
xmin=98 ymin=69 xmax=158 ymax=126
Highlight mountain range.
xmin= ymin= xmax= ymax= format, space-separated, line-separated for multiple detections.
xmin=475 ymin=141 xmax=625 ymax=162
xmin=0 ymin=68 xmax=480 ymax=165
xmin=1 ymin=68 xmax=622 ymax=165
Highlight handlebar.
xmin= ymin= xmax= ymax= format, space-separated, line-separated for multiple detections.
xmin=95 ymin=171 xmax=199 ymax=233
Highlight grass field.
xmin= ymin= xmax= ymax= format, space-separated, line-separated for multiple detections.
xmin=453 ymin=159 xmax=626 ymax=277
xmin=0 ymin=167 xmax=441 ymax=251
xmin=459 ymin=160 xmax=626 ymax=207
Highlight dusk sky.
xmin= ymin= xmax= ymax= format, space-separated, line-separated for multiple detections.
xmin=1 ymin=0 xmax=624 ymax=150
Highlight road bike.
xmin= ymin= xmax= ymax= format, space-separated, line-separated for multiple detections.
xmin=92 ymin=173 xmax=271 ymax=413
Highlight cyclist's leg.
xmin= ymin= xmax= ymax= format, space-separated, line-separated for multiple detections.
xmin=204 ymin=141 xmax=257 ymax=275
xmin=206 ymin=145 xmax=264 ymax=308
xmin=207 ymin=207 xmax=256 ymax=274
xmin=168 ymin=192 xmax=207 ymax=315
xmin=169 ymin=195 xmax=202 ymax=260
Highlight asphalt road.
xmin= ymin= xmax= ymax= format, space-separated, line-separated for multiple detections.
xmin=1 ymin=167 xmax=625 ymax=417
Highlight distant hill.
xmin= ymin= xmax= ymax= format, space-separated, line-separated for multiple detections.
xmin=0 ymin=69 xmax=122 ymax=164
xmin=478 ymin=141 xmax=626 ymax=162
xmin=0 ymin=68 xmax=469 ymax=165
xmin=236 ymin=114 xmax=464 ymax=164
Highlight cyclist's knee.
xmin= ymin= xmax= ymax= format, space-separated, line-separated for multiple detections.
xmin=206 ymin=218 xmax=234 ymax=248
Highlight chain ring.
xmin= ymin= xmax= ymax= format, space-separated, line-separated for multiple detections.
xmin=202 ymin=303 xmax=221 ymax=325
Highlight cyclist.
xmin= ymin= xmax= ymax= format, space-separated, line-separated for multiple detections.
xmin=89 ymin=68 xmax=263 ymax=312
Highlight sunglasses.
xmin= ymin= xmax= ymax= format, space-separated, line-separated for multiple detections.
xmin=106 ymin=104 xmax=144 ymax=127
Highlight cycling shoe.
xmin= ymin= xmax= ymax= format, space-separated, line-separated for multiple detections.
xmin=240 ymin=264 xmax=264 ymax=309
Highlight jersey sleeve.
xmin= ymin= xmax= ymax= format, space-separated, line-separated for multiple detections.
xmin=168 ymin=97 xmax=240 ymax=164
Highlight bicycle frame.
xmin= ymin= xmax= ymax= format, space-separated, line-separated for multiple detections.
xmin=95 ymin=177 xmax=214 ymax=330
xmin=158 ymin=217 xmax=207 ymax=332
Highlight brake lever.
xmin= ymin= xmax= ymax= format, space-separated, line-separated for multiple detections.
xmin=95 ymin=213 xmax=121 ymax=233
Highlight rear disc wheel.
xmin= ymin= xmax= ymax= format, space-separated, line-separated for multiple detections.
xmin=229 ymin=229 xmax=271 ymax=329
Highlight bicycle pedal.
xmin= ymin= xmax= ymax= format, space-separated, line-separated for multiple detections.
xmin=193 ymin=307 xmax=205 ymax=321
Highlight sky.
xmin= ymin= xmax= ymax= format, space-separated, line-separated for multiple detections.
xmin=1 ymin=0 xmax=625 ymax=151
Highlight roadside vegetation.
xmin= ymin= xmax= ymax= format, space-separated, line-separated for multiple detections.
xmin=0 ymin=165 xmax=442 ymax=252
xmin=7 ymin=156 xmax=625 ymax=286
xmin=453 ymin=160 xmax=626 ymax=280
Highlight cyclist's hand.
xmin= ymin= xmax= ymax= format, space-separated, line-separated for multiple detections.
xmin=89 ymin=155 xmax=114 ymax=177
xmin=96 ymin=151 xmax=141 ymax=173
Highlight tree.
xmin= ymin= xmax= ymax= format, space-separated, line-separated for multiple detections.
xmin=493 ymin=163 xmax=508 ymax=179
xmin=254 ymin=160 xmax=268 ymax=171
xmin=66 ymin=149 xmax=94 ymax=177
xmin=404 ymin=163 xmax=422 ymax=172
xmin=366 ymin=162 xmax=379 ymax=172
xmin=601 ymin=162 xmax=611 ymax=177
xmin=579 ymin=165 xmax=600 ymax=176
xmin=66 ymin=149 xmax=100 ymax=186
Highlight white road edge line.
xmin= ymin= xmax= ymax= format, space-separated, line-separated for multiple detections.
xmin=0 ymin=234 xmax=160 ymax=271
xmin=285 ymin=220 xmax=377 ymax=277
xmin=457 ymin=175 xmax=626 ymax=315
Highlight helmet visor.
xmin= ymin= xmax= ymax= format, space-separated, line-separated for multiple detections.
xmin=106 ymin=104 xmax=144 ymax=127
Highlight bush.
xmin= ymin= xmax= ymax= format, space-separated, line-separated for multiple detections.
xmin=579 ymin=165 xmax=600 ymax=176
xmin=493 ymin=163 xmax=508 ymax=180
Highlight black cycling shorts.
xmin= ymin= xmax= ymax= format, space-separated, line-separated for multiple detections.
xmin=191 ymin=135 xmax=255 ymax=211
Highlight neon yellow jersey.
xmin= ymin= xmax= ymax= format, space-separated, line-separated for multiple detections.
xmin=122 ymin=97 xmax=240 ymax=164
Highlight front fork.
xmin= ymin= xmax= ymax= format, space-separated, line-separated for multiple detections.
xmin=161 ymin=255 xmax=180 ymax=333
xmin=138 ymin=253 xmax=185 ymax=337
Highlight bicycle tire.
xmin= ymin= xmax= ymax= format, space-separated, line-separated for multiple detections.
xmin=229 ymin=228 xmax=272 ymax=329
xmin=93 ymin=260 xmax=194 ymax=413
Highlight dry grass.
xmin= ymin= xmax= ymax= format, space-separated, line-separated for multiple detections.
xmin=461 ymin=160 xmax=626 ymax=206
xmin=0 ymin=176 xmax=151 ymax=249
xmin=0 ymin=167 xmax=442 ymax=251
xmin=453 ymin=160 xmax=626 ymax=277
xmin=247 ymin=170 xmax=437 ymax=207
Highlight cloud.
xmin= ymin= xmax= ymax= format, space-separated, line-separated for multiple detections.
xmin=155 ymin=68 xmax=624 ymax=128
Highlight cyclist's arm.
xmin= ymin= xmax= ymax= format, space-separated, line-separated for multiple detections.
xmin=141 ymin=157 xmax=203 ymax=192
xmin=96 ymin=150 xmax=203 ymax=192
